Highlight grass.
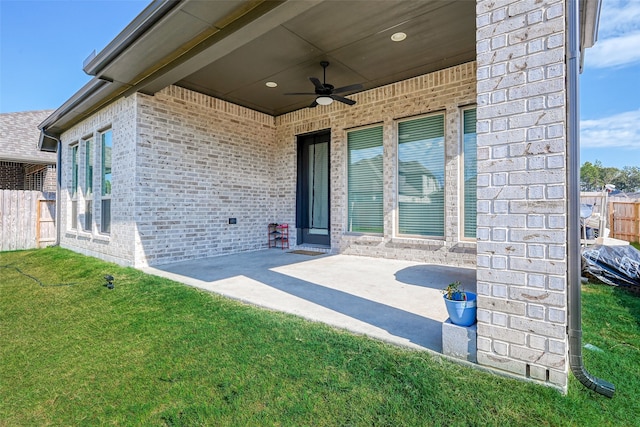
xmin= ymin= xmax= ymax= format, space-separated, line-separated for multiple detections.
xmin=1 ymin=247 xmax=639 ymax=426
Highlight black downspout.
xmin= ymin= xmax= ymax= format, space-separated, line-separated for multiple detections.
xmin=567 ymin=0 xmax=614 ymax=397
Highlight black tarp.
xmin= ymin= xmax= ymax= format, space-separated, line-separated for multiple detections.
xmin=582 ymin=244 xmax=640 ymax=287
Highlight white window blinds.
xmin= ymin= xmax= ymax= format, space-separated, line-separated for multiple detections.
xmin=398 ymin=115 xmax=445 ymax=237
xmin=348 ymin=126 xmax=384 ymax=233
xmin=463 ymin=108 xmax=477 ymax=239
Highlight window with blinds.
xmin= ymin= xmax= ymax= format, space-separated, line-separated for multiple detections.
xmin=347 ymin=126 xmax=383 ymax=233
xmin=462 ymin=108 xmax=477 ymax=239
xmin=397 ymin=114 xmax=445 ymax=237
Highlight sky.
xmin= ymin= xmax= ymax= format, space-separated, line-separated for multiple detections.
xmin=1 ymin=0 xmax=638 ymax=169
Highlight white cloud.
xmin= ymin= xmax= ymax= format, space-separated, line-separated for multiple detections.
xmin=581 ymin=109 xmax=640 ymax=149
xmin=586 ymin=31 xmax=640 ymax=68
xmin=597 ymin=0 xmax=640 ymax=39
xmin=585 ymin=0 xmax=640 ymax=68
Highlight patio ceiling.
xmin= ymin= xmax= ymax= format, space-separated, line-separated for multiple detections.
xmin=175 ymin=0 xmax=476 ymax=115
xmin=90 ymin=0 xmax=476 ymax=116
xmin=41 ymin=0 xmax=476 ymax=141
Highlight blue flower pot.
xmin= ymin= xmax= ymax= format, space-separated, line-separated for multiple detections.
xmin=443 ymin=292 xmax=477 ymax=326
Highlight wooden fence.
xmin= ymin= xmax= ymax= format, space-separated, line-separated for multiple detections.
xmin=0 ymin=190 xmax=56 ymax=251
xmin=609 ymin=200 xmax=640 ymax=243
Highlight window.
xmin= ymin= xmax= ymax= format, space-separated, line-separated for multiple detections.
xmin=462 ymin=108 xmax=477 ymax=239
xmin=84 ymin=138 xmax=93 ymax=231
xmin=100 ymin=130 xmax=112 ymax=234
xmin=71 ymin=144 xmax=79 ymax=230
xmin=85 ymin=138 xmax=93 ymax=195
xmin=347 ymin=126 xmax=384 ymax=233
xmin=397 ymin=114 xmax=445 ymax=237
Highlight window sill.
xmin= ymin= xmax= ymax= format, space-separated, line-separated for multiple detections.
xmin=64 ymin=230 xmax=110 ymax=243
xmin=93 ymin=234 xmax=111 ymax=243
xmin=343 ymin=232 xmax=384 ymax=238
xmin=388 ymin=237 xmax=445 ymax=250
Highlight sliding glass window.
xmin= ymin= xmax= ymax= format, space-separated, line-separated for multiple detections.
xmin=462 ymin=108 xmax=477 ymax=239
xmin=347 ymin=126 xmax=384 ymax=233
xmin=397 ymin=114 xmax=445 ymax=237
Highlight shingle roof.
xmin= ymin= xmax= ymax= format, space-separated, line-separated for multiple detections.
xmin=0 ymin=110 xmax=56 ymax=163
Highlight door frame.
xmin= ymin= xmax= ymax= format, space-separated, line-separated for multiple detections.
xmin=296 ymin=129 xmax=331 ymax=246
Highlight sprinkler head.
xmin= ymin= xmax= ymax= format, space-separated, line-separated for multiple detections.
xmin=104 ymin=275 xmax=114 ymax=289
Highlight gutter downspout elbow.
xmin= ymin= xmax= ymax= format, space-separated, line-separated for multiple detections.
xmin=568 ymin=330 xmax=615 ymax=396
xmin=567 ymin=0 xmax=614 ymax=398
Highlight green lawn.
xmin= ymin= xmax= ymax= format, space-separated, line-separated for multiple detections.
xmin=1 ymin=247 xmax=639 ymax=426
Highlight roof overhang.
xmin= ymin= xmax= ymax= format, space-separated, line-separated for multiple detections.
xmin=39 ymin=0 xmax=601 ymax=151
xmin=580 ymin=0 xmax=602 ymax=70
xmin=38 ymin=0 xmax=477 ymax=145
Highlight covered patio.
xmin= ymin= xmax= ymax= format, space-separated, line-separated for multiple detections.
xmin=142 ymin=250 xmax=476 ymax=353
xmin=37 ymin=0 xmax=608 ymax=393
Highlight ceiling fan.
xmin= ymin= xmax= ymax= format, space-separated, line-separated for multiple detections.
xmin=285 ymin=61 xmax=362 ymax=108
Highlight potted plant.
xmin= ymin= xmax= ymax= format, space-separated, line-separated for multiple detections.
xmin=442 ymin=281 xmax=477 ymax=326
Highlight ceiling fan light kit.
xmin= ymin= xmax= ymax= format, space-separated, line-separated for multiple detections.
xmin=316 ymin=96 xmax=333 ymax=105
xmin=284 ymin=61 xmax=362 ymax=108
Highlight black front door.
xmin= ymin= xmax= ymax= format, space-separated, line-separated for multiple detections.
xmin=297 ymin=131 xmax=330 ymax=246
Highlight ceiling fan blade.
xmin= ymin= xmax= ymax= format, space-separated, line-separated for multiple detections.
xmin=284 ymin=92 xmax=317 ymax=95
xmin=309 ymin=77 xmax=324 ymax=91
xmin=332 ymin=95 xmax=356 ymax=106
xmin=332 ymin=83 xmax=363 ymax=94
xmin=309 ymin=99 xmax=318 ymax=108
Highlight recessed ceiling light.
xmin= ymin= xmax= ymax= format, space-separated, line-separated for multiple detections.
xmin=265 ymin=81 xmax=278 ymax=88
xmin=391 ymin=32 xmax=407 ymax=42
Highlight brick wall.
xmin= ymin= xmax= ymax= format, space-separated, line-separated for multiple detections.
xmin=475 ymin=0 xmax=569 ymax=390
xmin=276 ymin=62 xmax=478 ymax=267
xmin=0 ymin=161 xmax=25 ymax=189
xmin=57 ymin=62 xmax=477 ymax=269
xmin=133 ymin=87 xmax=277 ymax=267
xmin=25 ymin=164 xmax=57 ymax=192
xmin=59 ymin=96 xmax=138 ymax=266
xmin=0 ymin=162 xmax=56 ymax=192
xmin=55 ymin=88 xmax=287 ymax=267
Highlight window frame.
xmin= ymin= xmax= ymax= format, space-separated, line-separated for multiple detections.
xmin=83 ymin=136 xmax=94 ymax=232
xmin=70 ymin=143 xmax=79 ymax=230
xmin=460 ymin=106 xmax=477 ymax=241
xmin=99 ymin=129 xmax=112 ymax=235
xmin=346 ymin=124 xmax=385 ymax=234
xmin=395 ymin=112 xmax=446 ymax=239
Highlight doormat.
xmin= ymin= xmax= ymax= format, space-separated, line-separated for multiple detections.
xmin=288 ymin=250 xmax=325 ymax=256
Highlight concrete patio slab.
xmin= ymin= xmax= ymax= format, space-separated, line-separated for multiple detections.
xmin=141 ymin=250 xmax=476 ymax=353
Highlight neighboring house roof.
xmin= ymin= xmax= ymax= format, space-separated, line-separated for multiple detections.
xmin=39 ymin=0 xmax=602 ymax=151
xmin=0 ymin=110 xmax=56 ymax=163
